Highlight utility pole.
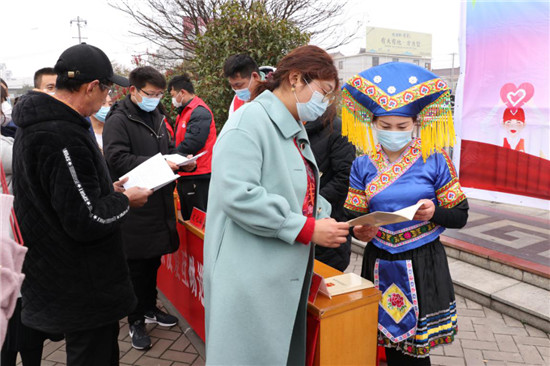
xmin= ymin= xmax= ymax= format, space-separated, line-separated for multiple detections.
xmin=70 ymin=16 xmax=87 ymax=44
xmin=450 ymin=52 xmax=457 ymax=91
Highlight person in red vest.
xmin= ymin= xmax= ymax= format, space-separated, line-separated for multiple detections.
xmin=502 ymin=108 xmax=526 ymax=152
xmin=224 ymin=54 xmax=276 ymax=117
xmin=168 ymin=74 xmax=217 ymax=220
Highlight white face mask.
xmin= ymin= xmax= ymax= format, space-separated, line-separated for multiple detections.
xmin=233 ymin=77 xmax=253 ymax=102
xmin=172 ymin=91 xmax=183 ymax=108
xmin=374 ymin=126 xmax=414 ymax=151
xmin=172 ymin=97 xmax=182 ymax=108
xmin=294 ymin=80 xmax=329 ymax=122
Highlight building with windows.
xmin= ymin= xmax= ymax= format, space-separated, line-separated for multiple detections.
xmin=332 ymin=27 xmax=459 ymax=97
xmin=333 ymin=26 xmax=433 ymax=85
xmin=332 ymin=50 xmax=433 ymax=86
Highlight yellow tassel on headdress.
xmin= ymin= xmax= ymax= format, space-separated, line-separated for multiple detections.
xmin=341 ymin=89 xmax=376 ymax=156
xmin=418 ymin=90 xmax=455 ymax=161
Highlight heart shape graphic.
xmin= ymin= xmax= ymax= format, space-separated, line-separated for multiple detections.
xmin=500 ymin=83 xmax=534 ymax=111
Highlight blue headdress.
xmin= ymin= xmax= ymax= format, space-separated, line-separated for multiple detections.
xmin=341 ymin=62 xmax=455 ymax=160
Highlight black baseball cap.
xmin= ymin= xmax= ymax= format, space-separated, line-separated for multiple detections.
xmin=54 ymin=43 xmax=129 ymax=87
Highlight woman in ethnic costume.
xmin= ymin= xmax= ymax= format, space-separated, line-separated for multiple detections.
xmin=341 ymin=62 xmax=469 ymax=366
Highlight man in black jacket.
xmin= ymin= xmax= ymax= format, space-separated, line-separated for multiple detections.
xmin=306 ymin=115 xmax=356 ymax=271
xmin=103 ymin=66 xmax=192 ymax=350
xmin=12 ymin=43 xmax=152 ymax=366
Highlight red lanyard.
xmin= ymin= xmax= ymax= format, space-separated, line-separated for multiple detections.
xmin=1 ymin=161 xmax=24 ymax=245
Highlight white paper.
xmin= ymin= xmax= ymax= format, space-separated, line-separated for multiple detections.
xmin=347 ymin=201 xmax=424 ymax=227
xmin=164 ymin=151 xmax=207 ymax=166
xmin=120 ymin=153 xmax=179 ymax=191
xmin=324 ymin=273 xmax=374 ymax=297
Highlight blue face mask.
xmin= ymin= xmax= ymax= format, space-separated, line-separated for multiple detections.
xmin=375 ymin=127 xmax=413 ymax=152
xmin=294 ymin=81 xmax=329 ymax=122
xmin=137 ymin=96 xmax=161 ymax=112
xmin=94 ymin=106 xmax=110 ymax=123
xmin=233 ymin=77 xmax=253 ymax=102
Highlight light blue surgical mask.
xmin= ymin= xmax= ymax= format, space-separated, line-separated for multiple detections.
xmin=233 ymin=77 xmax=253 ymax=102
xmin=137 ymin=96 xmax=161 ymax=112
xmin=294 ymin=81 xmax=329 ymax=122
xmin=94 ymin=106 xmax=110 ymax=123
xmin=374 ymin=127 xmax=414 ymax=152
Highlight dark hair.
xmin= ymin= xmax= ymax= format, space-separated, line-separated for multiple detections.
xmin=223 ymin=54 xmax=260 ymax=79
xmin=1 ymin=85 xmax=6 ymax=103
xmin=34 ymin=67 xmax=56 ymax=88
xmin=373 ymin=115 xmax=419 ymax=124
xmin=129 ymin=66 xmax=166 ymax=90
xmin=251 ymin=45 xmax=339 ymax=99
xmin=167 ymin=74 xmax=194 ymax=94
xmin=55 ymin=73 xmax=89 ymax=92
xmin=0 ymin=78 xmax=7 ymax=89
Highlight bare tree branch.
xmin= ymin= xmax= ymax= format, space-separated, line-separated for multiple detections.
xmin=109 ymin=0 xmax=353 ymax=67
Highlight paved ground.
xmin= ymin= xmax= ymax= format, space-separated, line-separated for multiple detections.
xmin=32 ymin=199 xmax=549 ymax=365
xmin=444 ymin=199 xmax=550 ymax=267
xmin=31 ymin=301 xmax=205 ymax=366
xmin=346 ymin=252 xmax=550 ymax=366
xmin=33 ymin=252 xmax=549 ymax=366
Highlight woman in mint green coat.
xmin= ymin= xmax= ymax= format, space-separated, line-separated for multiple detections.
xmin=204 ymin=45 xmax=350 ymax=365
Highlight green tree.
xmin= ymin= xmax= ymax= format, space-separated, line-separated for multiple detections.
xmin=192 ymin=0 xmax=310 ymax=131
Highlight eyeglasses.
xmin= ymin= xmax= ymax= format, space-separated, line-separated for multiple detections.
xmin=139 ymin=88 xmax=164 ymax=98
xmin=309 ymin=80 xmax=338 ymax=104
xmin=98 ymin=82 xmax=112 ymax=92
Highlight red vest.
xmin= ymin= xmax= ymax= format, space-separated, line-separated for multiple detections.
xmin=231 ymin=95 xmax=245 ymax=112
xmin=503 ymin=137 xmax=525 ymax=152
xmin=175 ymin=96 xmax=216 ymax=177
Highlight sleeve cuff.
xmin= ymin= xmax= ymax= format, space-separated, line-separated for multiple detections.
xmin=296 ymin=217 xmax=315 ymax=245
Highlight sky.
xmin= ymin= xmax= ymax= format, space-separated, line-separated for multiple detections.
xmin=0 ymin=0 xmax=461 ymax=81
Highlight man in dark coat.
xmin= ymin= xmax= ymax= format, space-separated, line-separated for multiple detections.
xmin=103 ymin=66 xmax=192 ymax=350
xmin=306 ymin=115 xmax=356 ymax=271
xmin=12 ymin=43 xmax=152 ymax=366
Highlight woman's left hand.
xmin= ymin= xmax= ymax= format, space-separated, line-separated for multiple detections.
xmin=413 ymin=199 xmax=435 ymax=221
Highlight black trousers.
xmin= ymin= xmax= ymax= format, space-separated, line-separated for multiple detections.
xmin=176 ymin=176 xmax=210 ymax=220
xmin=127 ymin=256 xmax=161 ymax=324
xmin=65 ymin=322 xmax=119 ymax=366
xmin=0 ymin=347 xmax=42 ymax=366
xmin=385 ymin=348 xmax=431 ymax=366
xmin=1 ymin=298 xmax=46 ymax=366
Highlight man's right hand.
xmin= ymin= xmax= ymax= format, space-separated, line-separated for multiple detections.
xmin=123 ymin=187 xmax=153 ymax=208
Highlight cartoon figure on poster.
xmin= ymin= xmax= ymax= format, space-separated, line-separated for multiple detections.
xmin=499 ymin=82 xmax=534 ymax=153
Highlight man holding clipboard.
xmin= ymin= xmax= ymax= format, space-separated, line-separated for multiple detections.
xmin=168 ymin=74 xmax=217 ymax=220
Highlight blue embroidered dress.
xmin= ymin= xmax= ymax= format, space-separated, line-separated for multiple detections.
xmin=345 ymin=138 xmax=468 ymax=358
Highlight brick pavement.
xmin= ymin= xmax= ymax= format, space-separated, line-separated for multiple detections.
xmin=31 ymin=251 xmax=550 ymax=365
xmin=346 ymin=252 xmax=550 ymax=366
xmin=30 ymin=302 xmax=205 ymax=366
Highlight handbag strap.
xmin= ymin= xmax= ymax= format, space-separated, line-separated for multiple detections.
xmin=1 ymin=161 xmax=24 ymax=245
xmin=0 ymin=160 xmax=8 ymax=193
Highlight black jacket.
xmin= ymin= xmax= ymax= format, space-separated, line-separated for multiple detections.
xmin=12 ymin=91 xmax=136 ymax=333
xmin=103 ymin=96 xmax=179 ymax=259
xmin=306 ymin=117 xmax=356 ymax=271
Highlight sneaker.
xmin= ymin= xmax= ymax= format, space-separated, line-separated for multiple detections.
xmin=144 ymin=308 xmax=178 ymax=327
xmin=129 ymin=320 xmax=152 ymax=350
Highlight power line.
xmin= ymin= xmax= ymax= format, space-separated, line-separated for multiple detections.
xmin=70 ymin=16 xmax=87 ymax=44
